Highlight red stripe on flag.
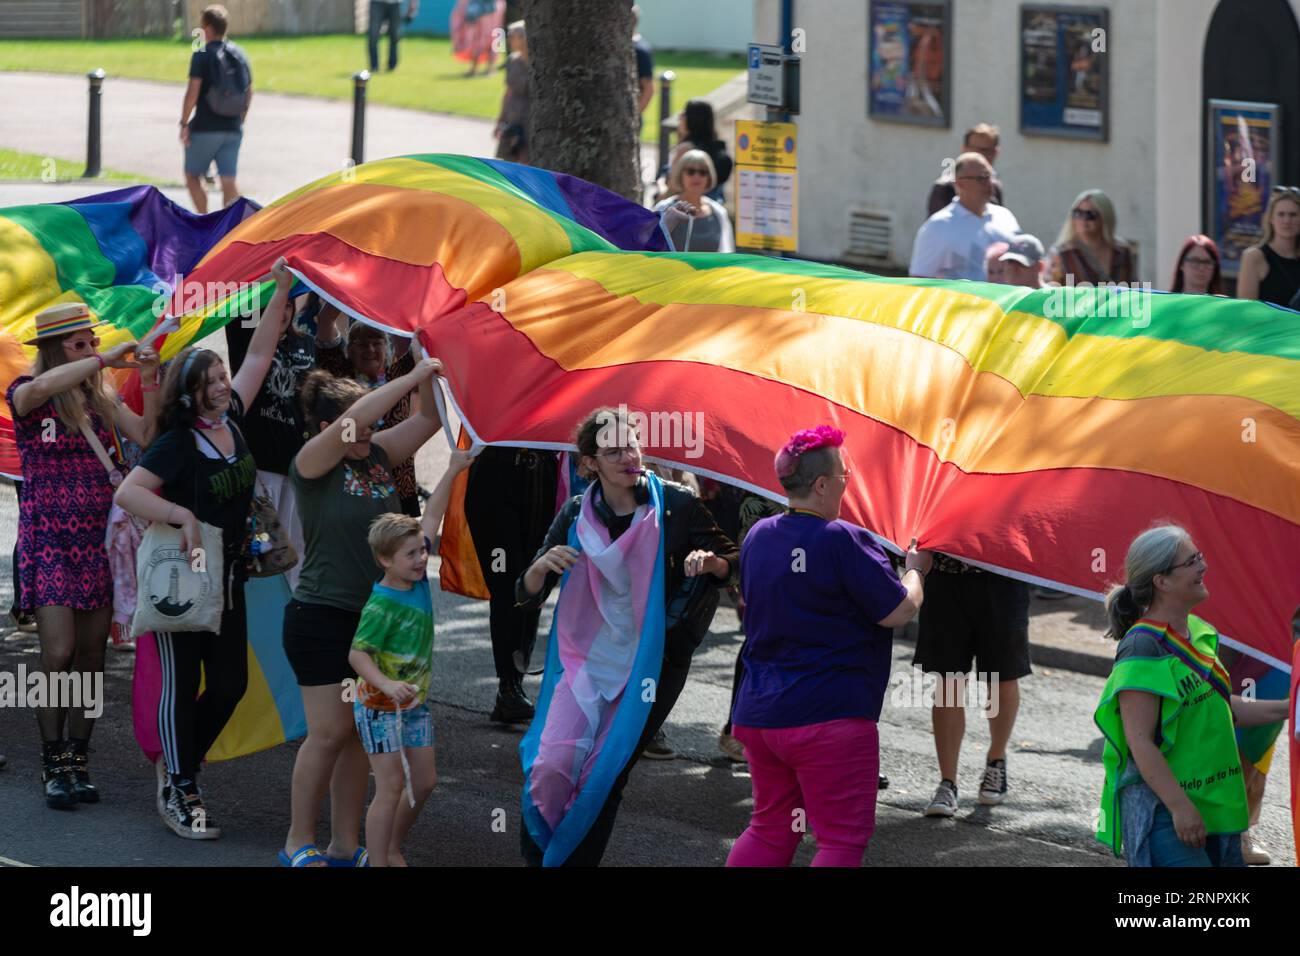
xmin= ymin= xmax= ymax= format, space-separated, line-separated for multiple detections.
xmin=423 ymin=302 xmax=1300 ymax=665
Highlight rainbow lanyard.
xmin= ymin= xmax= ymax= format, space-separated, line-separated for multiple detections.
xmin=1132 ymin=618 xmax=1232 ymax=704
xmin=108 ymin=425 xmax=126 ymax=465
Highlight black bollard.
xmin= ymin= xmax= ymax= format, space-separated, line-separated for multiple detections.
xmin=656 ymin=70 xmax=676 ymax=174
xmin=351 ymin=70 xmax=370 ymax=167
xmin=86 ymin=68 xmax=105 ymax=179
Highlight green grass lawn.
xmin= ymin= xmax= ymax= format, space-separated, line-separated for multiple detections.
xmin=0 ymin=35 xmax=743 ymax=144
xmin=0 ymin=147 xmax=169 ymax=184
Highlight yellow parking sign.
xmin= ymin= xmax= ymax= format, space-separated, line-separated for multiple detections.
xmin=734 ymin=120 xmax=798 ymax=251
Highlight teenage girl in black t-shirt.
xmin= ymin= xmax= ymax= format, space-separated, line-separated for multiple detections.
xmin=115 ymin=258 xmax=293 ymax=842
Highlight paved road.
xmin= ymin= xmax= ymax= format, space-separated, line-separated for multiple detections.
xmin=0 ymin=421 xmax=1293 ymax=867
xmin=0 ymin=71 xmax=661 ymax=208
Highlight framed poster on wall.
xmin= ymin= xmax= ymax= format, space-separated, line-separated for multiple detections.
xmin=1205 ymin=99 xmax=1281 ymax=279
xmin=868 ymin=0 xmax=952 ymax=127
xmin=1019 ymin=5 xmax=1109 ymax=141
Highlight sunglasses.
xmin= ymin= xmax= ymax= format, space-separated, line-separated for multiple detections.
xmin=1272 ymin=185 xmax=1300 ymax=196
xmin=1163 ymin=551 xmax=1204 ymax=574
xmin=1072 ymin=208 xmax=1100 ymax=221
xmin=63 ymin=336 xmax=101 ymax=353
xmin=683 ymin=168 xmax=710 ymax=178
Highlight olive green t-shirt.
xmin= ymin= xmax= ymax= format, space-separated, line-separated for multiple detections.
xmin=291 ymin=445 xmax=402 ymax=612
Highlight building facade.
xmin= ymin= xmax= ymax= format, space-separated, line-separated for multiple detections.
xmin=752 ymin=0 xmax=1300 ymax=287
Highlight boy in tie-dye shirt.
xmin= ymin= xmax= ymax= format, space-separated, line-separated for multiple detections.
xmin=348 ymin=447 xmax=476 ymax=866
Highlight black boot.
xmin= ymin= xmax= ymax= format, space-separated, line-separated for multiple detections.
xmin=41 ymin=741 xmax=77 ymax=810
xmin=68 ymin=737 xmax=99 ymax=804
xmin=490 ymin=678 xmax=535 ymax=724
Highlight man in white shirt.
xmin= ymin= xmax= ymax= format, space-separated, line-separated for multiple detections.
xmin=909 ymin=153 xmax=1020 ymax=281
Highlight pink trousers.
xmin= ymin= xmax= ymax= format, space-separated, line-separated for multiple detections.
xmin=726 ymin=718 xmax=879 ymax=867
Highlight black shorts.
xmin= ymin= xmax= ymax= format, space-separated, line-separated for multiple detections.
xmin=913 ymin=571 xmax=1031 ymax=681
xmin=282 ymin=599 xmax=362 ymax=687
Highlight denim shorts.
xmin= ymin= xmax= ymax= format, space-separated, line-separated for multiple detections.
xmin=184 ymin=130 xmax=243 ymax=177
xmin=354 ymin=701 xmax=435 ymax=754
xmin=1121 ymin=782 xmax=1244 ymax=867
xmin=1146 ymin=805 xmax=1244 ymax=867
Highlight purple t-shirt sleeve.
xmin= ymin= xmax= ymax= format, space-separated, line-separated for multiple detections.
xmin=834 ymin=525 xmax=907 ymax=624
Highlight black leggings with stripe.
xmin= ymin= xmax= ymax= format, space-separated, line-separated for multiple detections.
xmin=156 ymin=579 xmax=248 ymax=779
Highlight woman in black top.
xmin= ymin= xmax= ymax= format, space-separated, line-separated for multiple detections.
xmin=115 ymin=258 xmax=293 ymax=841
xmin=225 ymin=290 xmax=319 ymax=589
xmin=658 ymin=99 xmax=733 ymax=203
xmin=514 ymin=405 xmax=738 ymax=866
xmin=1236 ymin=188 xmax=1300 ymax=306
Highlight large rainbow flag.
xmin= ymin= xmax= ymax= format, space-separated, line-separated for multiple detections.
xmin=171 ymin=154 xmax=1300 ymax=674
xmin=6 ymin=157 xmax=1298 ymax=767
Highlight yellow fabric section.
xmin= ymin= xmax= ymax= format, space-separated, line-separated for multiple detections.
xmin=204 ymin=642 xmax=284 ymax=763
xmin=547 ymin=254 xmax=1300 ymax=418
xmin=0 ymin=216 xmax=77 ymax=344
xmin=497 ymin=268 xmax=1300 ymax=523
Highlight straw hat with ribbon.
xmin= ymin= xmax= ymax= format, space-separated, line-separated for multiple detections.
xmin=24 ymin=303 xmax=102 ymax=346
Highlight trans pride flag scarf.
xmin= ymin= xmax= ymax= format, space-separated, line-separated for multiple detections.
xmin=520 ymin=472 xmax=666 ymax=866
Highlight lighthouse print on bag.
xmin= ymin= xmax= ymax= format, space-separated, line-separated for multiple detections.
xmin=130 ymin=520 xmax=225 ymax=637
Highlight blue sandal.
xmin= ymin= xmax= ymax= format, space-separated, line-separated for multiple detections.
xmin=278 ymin=844 xmax=327 ymax=868
xmin=326 ymin=847 xmax=369 ymax=868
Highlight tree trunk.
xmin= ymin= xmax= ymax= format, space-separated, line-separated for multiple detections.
xmin=521 ymin=0 xmax=641 ymax=200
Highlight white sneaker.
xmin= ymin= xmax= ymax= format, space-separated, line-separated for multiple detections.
xmin=924 ymin=779 xmax=959 ymax=817
xmin=1242 ymin=829 xmax=1271 ymax=866
xmin=718 ymin=732 xmax=746 ymax=763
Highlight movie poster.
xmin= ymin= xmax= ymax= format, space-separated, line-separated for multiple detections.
xmin=868 ymin=0 xmax=951 ymax=127
xmin=1020 ymin=6 xmax=1108 ymax=141
xmin=1206 ymin=100 xmax=1280 ymax=278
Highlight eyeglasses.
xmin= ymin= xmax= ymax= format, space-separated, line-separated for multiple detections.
xmin=958 ymin=174 xmax=992 ymax=183
xmin=1163 ymin=551 xmax=1204 ymax=574
xmin=1272 ymin=185 xmax=1300 ymax=196
xmin=1183 ymin=255 xmax=1215 ymax=267
xmin=683 ymin=168 xmax=709 ymax=178
xmin=596 ymin=446 xmax=638 ymax=462
xmin=63 ymin=336 xmax=101 ymax=353
xmin=1072 ymin=208 xmax=1100 ymax=221
xmin=826 ymin=470 xmax=853 ymax=482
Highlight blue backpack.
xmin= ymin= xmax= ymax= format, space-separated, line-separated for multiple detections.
xmin=205 ymin=41 xmax=251 ymax=118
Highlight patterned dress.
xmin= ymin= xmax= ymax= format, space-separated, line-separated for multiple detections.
xmin=6 ymin=376 xmax=115 ymax=610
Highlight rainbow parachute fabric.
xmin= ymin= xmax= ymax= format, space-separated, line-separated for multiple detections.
xmin=0 ymin=186 xmax=258 ymax=474
xmin=177 ymin=154 xmax=1300 ymax=672
xmin=3 ymin=155 xmax=1298 ymax=768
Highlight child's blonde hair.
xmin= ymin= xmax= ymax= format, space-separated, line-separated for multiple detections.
xmin=368 ymin=513 xmax=422 ymax=562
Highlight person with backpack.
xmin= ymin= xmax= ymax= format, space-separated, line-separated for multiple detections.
xmin=180 ymin=5 xmax=252 ymax=214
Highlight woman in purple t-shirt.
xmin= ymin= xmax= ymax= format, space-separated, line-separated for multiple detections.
xmin=727 ymin=426 xmax=932 ymax=867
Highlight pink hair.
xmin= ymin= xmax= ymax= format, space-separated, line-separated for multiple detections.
xmin=774 ymin=425 xmax=845 ymax=479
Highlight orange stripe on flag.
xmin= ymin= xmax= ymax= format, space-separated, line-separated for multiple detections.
xmin=438 ymin=426 xmax=490 ymax=600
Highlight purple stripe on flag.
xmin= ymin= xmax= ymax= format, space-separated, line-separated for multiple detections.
xmin=64 ymin=186 xmax=260 ymax=285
